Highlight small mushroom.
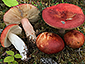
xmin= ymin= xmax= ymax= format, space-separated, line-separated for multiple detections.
xmin=36 ymin=32 xmax=65 ymax=54
xmin=64 ymin=30 xmax=84 ymax=49
xmin=3 ymin=4 xmax=40 ymax=43
xmin=42 ymin=3 xmax=84 ymax=34
xmin=1 ymin=24 xmax=28 ymax=60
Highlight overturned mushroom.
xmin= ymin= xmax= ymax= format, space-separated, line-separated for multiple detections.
xmin=42 ymin=3 xmax=84 ymax=34
xmin=1 ymin=24 xmax=28 ymax=60
xmin=3 ymin=4 xmax=40 ymax=43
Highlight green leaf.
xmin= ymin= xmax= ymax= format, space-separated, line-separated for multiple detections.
xmin=33 ymin=63 xmax=35 ymax=64
xmin=55 ymin=2 xmax=59 ymax=5
xmin=0 ymin=59 xmax=3 ymax=62
xmin=2 ymin=0 xmax=19 ymax=7
xmin=52 ymin=0 xmax=55 ymax=3
xmin=32 ymin=2 xmax=34 ymax=5
xmin=14 ymin=54 xmax=22 ymax=58
xmin=68 ymin=61 xmax=72 ymax=64
xmin=13 ymin=61 xmax=18 ymax=64
xmin=4 ymin=56 xmax=14 ymax=62
xmin=62 ymin=0 xmax=64 ymax=3
xmin=8 ymin=62 xmax=12 ymax=64
xmin=6 ymin=51 xmax=14 ymax=56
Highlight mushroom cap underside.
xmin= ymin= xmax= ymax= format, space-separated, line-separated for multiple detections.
xmin=42 ymin=3 xmax=85 ymax=30
xmin=1 ymin=24 xmax=22 ymax=47
xmin=4 ymin=4 xmax=40 ymax=25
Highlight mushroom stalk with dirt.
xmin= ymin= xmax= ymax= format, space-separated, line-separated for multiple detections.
xmin=1 ymin=24 xmax=28 ymax=60
xmin=21 ymin=18 xmax=36 ymax=43
xmin=3 ymin=4 xmax=40 ymax=43
xmin=42 ymin=3 xmax=85 ymax=34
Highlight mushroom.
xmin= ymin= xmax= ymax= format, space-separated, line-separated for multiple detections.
xmin=1 ymin=24 xmax=28 ymax=60
xmin=36 ymin=32 xmax=65 ymax=54
xmin=42 ymin=3 xmax=84 ymax=34
xmin=64 ymin=30 xmax=84 ymax=49
xmin=3 ymin=4 xmax=40 ymax=43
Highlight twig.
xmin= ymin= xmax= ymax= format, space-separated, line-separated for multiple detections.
xmin=0 ymin=52 xmax=6 ymax=58
xmin=75 ymin=48 xmax=82 ymax=58
xmin=40 ymin=58 xmax=58 ymax=64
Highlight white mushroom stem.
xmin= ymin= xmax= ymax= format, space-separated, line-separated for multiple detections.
xmin=21 ymin=18 xmax=36 ymax=43
xmin=8 ymin=32 xmax=28 ymax=60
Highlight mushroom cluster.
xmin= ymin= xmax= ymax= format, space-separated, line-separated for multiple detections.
xmin=36 ymin=3 xmax=85 ymax=54
xmin=3 ymin=4 xmax=40 ymax=42
xmin=0 ymin=4 xmax=40 ymax=60
xmin=0 ymin=3 xmax=85 ymax=61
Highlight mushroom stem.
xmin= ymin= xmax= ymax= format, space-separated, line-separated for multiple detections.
xmin=21 ymin=18 xmax=36 ymax=43
xmin=58 ymin=29 xmax=65 ymax=34
xmin=8 ymin=32 xmax=28 ymax=60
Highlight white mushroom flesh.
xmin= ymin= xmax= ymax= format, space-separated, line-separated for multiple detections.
xmin=8 ymin=32 xmax=28 ymax=60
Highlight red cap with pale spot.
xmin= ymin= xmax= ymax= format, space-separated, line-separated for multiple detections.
xmin=42 ymin=3 xmax=84 ymax=30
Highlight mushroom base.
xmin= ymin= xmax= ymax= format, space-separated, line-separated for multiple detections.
xmin=58 ymin=29 xmax=65 ymax=34
xmin=8 ymin=32 xmax=28 ymax=60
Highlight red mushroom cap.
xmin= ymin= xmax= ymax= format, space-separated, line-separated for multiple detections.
xmin=1 ymin=24 xmax=22 ymax=47
xmin=36 ymin=32 xmax=65 ymax=54
xmin=42 ymin=3 xmax=84 ymax=30
xmin=64 ymin=30 xmax=84 ymax=49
